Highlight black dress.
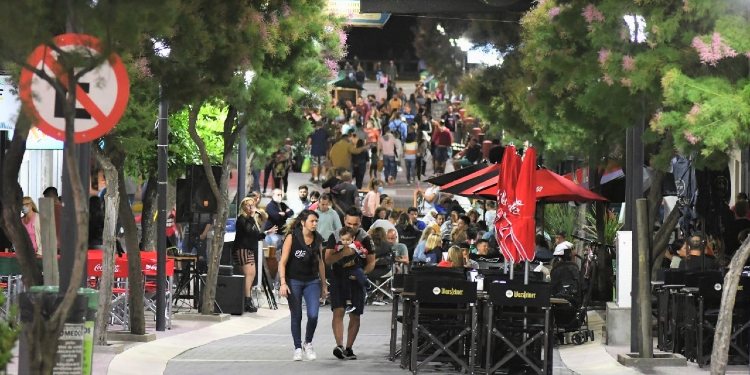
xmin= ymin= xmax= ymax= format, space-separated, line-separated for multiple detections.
xmin=233 ymin=214 xmax=265 ymax=266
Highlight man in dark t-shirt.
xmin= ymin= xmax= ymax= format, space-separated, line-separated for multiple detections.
xmin=324 ymin=207 xmax=376 ymax=360
xmin=307 ymin=122 xmax=329 ymax=183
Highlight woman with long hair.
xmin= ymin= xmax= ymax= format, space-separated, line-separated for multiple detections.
xmin=21 ymin=197 xmax=42 ymax=255
xmin=361 ymin=179 xmax=382 ymax=231
xmin=438 ymin=246 xmax=465 ymax=268
xmin=278 ymin=210 xmax=328 ymax=361
xmin=234 ymin=194 xmax=273 ymax=313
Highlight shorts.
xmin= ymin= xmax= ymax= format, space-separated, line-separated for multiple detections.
xmin=311 ymin=155 xmax=326 ymax=167
xmin=329 ymin=269 xmax=366 ymax=315
xmin=233 ymin=248 xmax=256 ymax=266
xmin=434 ymin=146 xmax=449 ymax=162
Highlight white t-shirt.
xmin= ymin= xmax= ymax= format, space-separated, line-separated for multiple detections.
xmin=369 ymin=219 xmax=399 ymax=242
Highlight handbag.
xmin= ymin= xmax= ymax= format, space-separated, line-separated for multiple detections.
xmin=300 ymin=156 xmax=311 ymax=173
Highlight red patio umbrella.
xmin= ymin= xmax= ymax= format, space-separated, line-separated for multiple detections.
xmin=495 ymin=145 xmax=522 ymax=264
xmin=514 ymin=147 xmax=537 ymax=262
xmin=424 ymin=163 xmax=488 ymax=186
xmin=439 ymin=164 xmax=499 ymax=195
xmin=468 ymin=168 xmax=608 ymax=202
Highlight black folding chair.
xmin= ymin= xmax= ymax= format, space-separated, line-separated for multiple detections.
xmin=408 ymin=277 xmax=477 ymax=374
xmin=485 ymin=281 xmax=552 ymax=375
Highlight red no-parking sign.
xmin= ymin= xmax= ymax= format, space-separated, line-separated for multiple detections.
xmin=19 ymin=33 xmax=130 ymax=143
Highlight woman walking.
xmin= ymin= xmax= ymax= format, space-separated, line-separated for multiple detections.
xmin=278 ymin=210 xmax=328 ymax=361
xmin=234 ymin=195 xmax=274 ymax=313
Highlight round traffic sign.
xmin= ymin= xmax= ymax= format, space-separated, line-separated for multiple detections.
xmin=19 ymin=33 xmax=130 ymax=143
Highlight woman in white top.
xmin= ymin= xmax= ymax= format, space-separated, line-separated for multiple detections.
xmin=403 ymin=132 xmax=418 ymax=185
xmin=361 ymin=179 xmax=382 ymax=231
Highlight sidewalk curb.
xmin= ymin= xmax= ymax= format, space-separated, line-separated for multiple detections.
xmin=172 ymin=313 xmax=231 ymax=322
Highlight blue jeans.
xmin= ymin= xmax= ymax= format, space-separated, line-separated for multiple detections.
xmin=404 ymin=158 xmax=416 ymax=183
xmin=288 ymin=278 xmax=321 ymax=349
xmin=383 ymin=155 xmax=397 ymax=181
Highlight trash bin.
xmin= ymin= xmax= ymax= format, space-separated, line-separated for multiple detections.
xmin=18 ymin=286 xmax=88 ymax=375
xmin=78 ymin=288 xmax=98 ymax=375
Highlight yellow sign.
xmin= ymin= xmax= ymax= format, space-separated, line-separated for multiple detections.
xmin=512 ymin=291 xmax=537 ymax=299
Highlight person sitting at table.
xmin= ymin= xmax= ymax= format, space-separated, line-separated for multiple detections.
xmin=235 ymin=195 xmax=276 ymax=313
xmin=550 ymin=247 xmax=581 ymax=306
xmin=679 ymin=234 xmax=718 ymax=272
xmin=437 ymin=246 xmax=465 ymax=268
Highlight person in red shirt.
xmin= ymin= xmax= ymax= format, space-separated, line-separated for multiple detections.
xmin=430 ymin=120 xmax=453 ymax=174
xmin=437 ymin=245 xmax=464 ymax=268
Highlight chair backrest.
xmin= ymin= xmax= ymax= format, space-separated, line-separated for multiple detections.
xmin=664 ymin=269 xmax=686 ymax=285
xmin=488 ymin=281 xmax=550 ymax=308
xmin=414 ymin=277 xmax=477 ymax=304
xmin=479 ymin=268 xmax=510 ymax=285
xmin=404 ymin=266 xmax=465 ymax=293
xmin=736 ymin=276 xmax=750 ymax=309
xmin=695 ymin=271 xmax=724 ymax=307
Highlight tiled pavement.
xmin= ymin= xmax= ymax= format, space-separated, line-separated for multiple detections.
xmin=163 ymin=304 xmax=577 ymax=375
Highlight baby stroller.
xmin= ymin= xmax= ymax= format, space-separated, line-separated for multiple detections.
xmin=550 ymin=261 xmax=594 ymax=345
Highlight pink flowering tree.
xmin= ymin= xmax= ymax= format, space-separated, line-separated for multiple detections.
xmin=520 ymin=1 xmax=750 ymax=371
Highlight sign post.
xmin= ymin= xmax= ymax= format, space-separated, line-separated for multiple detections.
xmin=19 ymin=33 xmax=129 ymax=292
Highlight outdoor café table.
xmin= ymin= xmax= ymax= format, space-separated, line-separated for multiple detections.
xmin=87 ymin=250 xmax=175 ymax=327
xmin=169 ymin=254 xmax=200 ymax=309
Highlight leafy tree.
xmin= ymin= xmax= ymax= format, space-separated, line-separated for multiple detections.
xmin=148 ymin=0 xmax=344 ymax=314
xmin=0 ymin=0 xmax=176 ymax=371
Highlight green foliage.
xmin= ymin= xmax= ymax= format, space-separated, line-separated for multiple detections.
xmin=582 ymin=208 xmax=622 ymax=246
xmin=169 ymin=103 xmax=225 ymax=167
xmin=0 ymin=289 xmax=19 ymax=369
xmin=543 ymin=204 xmax=577 ymax=240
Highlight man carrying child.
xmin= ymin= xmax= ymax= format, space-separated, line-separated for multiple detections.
xmin=324 ymin=207 xmax=376 ymax=360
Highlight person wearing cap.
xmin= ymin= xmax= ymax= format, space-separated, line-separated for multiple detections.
xmin=553 ymin=240 xmax=575 ymax=267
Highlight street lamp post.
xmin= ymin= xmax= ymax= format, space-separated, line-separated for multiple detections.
xmin=154 ymin=40 xmax=171 ymax=331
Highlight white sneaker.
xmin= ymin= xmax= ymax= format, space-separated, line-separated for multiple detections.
xmin=303 ymin=342 xmax=316 ymax=360
xmin=293 ymin=348 xmax=303 ymax=361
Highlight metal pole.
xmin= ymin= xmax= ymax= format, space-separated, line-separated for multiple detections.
xmin=626 ymin=104 xmax=645 ymax=352
xmin=237 ymin=126 xmax=247 ymax=200
xmin=635 ymin=198 xmax=652 ymax=357
xmin=59 ymin=142 xmax=85 ymax=291
xmin=156 ymin=86 xmax=168 ymax=331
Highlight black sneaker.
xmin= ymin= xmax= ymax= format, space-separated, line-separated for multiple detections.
xmin=333 ymin=345 xmax=345 ymax=359
xmin=344 ymin=347 xmax=357 ymax=360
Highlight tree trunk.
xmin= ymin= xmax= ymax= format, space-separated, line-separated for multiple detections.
xmin=117 ymin=167 xmax=145 ymax=334
xmin=651 ymin=204 xmax=681 ymax=278
xmin=710 ymin=236 xmax=750 ymax=374
xmin=17 ymin=65 xmax=98 ymax=374
xmin=93 ymin=149 xmax=120 ymax=346
xmin=140 ymin=175 xmax=158 ymax=251
xmin=188 ymin=104 xmax=242 ymax=314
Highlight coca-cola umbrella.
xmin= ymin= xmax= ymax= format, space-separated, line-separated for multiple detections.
xmin=466 ymin=168 xmax=608 ymax=202
xmin=424 ymin=163 xmax=488 ymax=186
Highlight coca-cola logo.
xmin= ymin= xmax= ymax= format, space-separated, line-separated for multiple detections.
xmin=93 ymin=264 xmax=119 ymax=272
xmin=145 ymin=264 xmax=157 ymax=271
